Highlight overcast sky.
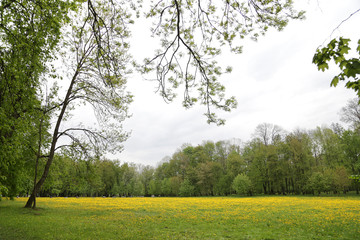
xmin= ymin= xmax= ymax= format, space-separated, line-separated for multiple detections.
xmin=114 ymin=0 xmax=360 ymax=166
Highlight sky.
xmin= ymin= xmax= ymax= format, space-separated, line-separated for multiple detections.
xmin=114 ymin=0 xmax=360 ymax=166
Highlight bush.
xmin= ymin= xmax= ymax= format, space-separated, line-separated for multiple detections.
xmin=179 ymin=179 xmax=195 ymax=197
xmin=232 ymin=174 xmax=252 ymax=195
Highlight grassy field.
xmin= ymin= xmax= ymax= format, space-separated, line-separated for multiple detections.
xmin=0 ymin=196 xmax=359 ymax=239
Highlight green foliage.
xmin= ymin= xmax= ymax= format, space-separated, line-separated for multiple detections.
xmin=142 ymin=0 xmax=304 ymax=124
xmin=307 ymin=167 xmax=351 ymax=195
xmin=179 ymin=178 xmax=195 ymax=197
xmin=148 ymin=179 xmax=161 ymax=196
xmin=333 ymin=166 xmax=351 ymax=193
xmin=4 ymin=122 xmax=360 ymax=198
xmin=312 ymin=126 xmax=345 ymax=168
xmin=307 ymin=172 xmax=327 ymax=195
xmin=161 ymin=178 xmax=172 ymax=196
xmin=0 ymin=0 xmax=78 ymax=201
xmin=232 ymin=173 xmax=252 ymax=195
xmin=313 ymin=38 xmax=360 ymax=97
xmin=226 ymin=151 xmax=245 ymax=177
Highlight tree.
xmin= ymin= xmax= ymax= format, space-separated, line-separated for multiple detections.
xmin=333 ymin=166 xmax=351 ymax=194
xmin=349 ymin=175 xmax=360 ymax=194
xmin=161 ymin=178 xmax=171 ymax=196
xmin=285 ymin=130 xmax=314 ymax=194
xmin=243 ymin=140 xmax=268 ymax=194
xmin=214 ymin=141 xmax=230 ymax=168
xmin=232 ymin=173 xmax=252 ymax=195
xmin=308 ymin=172 xmax=326 ymax=195
xmin=0 ymin=0 xmax=75 ymax=199
xmin=25 ymin=1 xmax=132 ymax=208
xmin=214 ymin=174 xmax=233 ymax=196
xmin=226 ymin=150 xmax=245 ymax=177
xmin=119 ymin=163 xmax=137 ymax=197
xmin=179 ymin=178 xmax=195 ymax=197
xmin=196 ymin=161 xmax=221 ymax=195
xmin=99 ymin=160 xmax=118 ymax=196
xmin=341 ymin=130 xmax=360 ymax=177
xmin=132 ymin=178 xmax=145 ymax=196
xmin=253 ymin=123 xmax=284 ymax=146
xmin=311 ymin=126 xmax=345 ymax=168
xmin=339 ymin=98 xmax=360 ymax=129
xmin=148 ymin=179 xmax=161 ymax=196
xmin=139 ymin=165 xmax=154 ymax=196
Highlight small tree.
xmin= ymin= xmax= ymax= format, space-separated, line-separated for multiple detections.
xmin=333 ymin=166 xmax=351 ymax=194
xmin=308 ymin=172 xmax=330 ymax=195
xmin=232 ymin=173 xmax=252 ymax=195
xmin=349 ymin=175 xmax=360 ymax=194
xmin=148 ymin=180 xmax=161 ymax=196
xmin=179 ymin=178 xmax=195 ymax=197
xmin=161 ymin=178 xmax=171 ymax=196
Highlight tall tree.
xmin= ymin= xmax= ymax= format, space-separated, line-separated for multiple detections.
xmin=253 ymin=123 xmax=284 ymax=146
xmin=25 ymin=0 xmax=132 ymax=208
xmin=339 ymin=98 xmax=360 ymax=129
xmin=139 ymin=165 xmax=155 ymax=196
xmin=311 ymin=126 xmax=345 ymax=168
xmin=285 ymin=130 xmax=314 ymax=194
xmin=341 ymin=130 xmax=360 ymax=176
xmin=0 ymin=0 xmax=75 ymax=198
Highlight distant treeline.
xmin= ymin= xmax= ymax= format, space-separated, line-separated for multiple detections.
xmin=11 ymin=122 xmax=360 ymax=198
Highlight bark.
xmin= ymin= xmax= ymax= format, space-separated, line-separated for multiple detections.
xmin=28 ymin=118 xmax=44 ymax=208
xmin=25 ymin=71 xmax=78 ymax=208
xmin=263 ymin=182 xmax=267 ymax=194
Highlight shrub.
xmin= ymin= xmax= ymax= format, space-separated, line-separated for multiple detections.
xmin=232 ymin=174 xmax=252 ymax=195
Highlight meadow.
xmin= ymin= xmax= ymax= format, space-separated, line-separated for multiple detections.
xmin=0 ymin=196 xmax=359 ymax=239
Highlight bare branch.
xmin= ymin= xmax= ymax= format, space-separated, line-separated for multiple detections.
xmin=330 ymin=8 xmax=360 ymax=40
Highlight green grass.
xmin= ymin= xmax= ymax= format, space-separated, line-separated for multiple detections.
xmin=0 ymin=196 xmax=359 ymax=239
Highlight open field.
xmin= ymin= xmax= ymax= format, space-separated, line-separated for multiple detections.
xmin=0 ymin=196 xmax=359 ymax=239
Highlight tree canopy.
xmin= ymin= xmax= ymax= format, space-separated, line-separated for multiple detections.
xmin=0 ymin=0 xmax=76 ymax=199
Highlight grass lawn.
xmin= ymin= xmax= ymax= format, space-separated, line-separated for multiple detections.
xmin=0 ymin=196 xmax=359 ymax=239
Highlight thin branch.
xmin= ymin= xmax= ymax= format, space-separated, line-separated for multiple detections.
xmin=330 ymin=8 xmax=360 ymax=39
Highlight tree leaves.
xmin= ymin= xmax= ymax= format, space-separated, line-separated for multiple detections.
xmin=313 ymin=37 xmax=360 ymax=97
xmin=142 ymin=0 xmax=305 ymax=125
xmin=0 ymin=0 xmax=76 ymax=199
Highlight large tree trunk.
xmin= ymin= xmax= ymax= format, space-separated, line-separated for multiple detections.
xmin=25 ymin=186 xmax=38 ymax=208
xmin=24 ymin=72 xmax=78 ymax=208
xmin=26 ymin=119 xmax=44 ymax=208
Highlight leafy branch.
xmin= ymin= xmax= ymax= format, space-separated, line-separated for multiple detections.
xmin=142 ymin=0 xmax=304 ymax=125
xmin=313 ymin=38 xmax=360 ymax=90
xmin=312 ymin=7 xmax=360 ymax=98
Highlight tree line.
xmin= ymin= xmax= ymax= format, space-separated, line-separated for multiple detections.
xmin=5 ymin=98 xmax=359 ymax=198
